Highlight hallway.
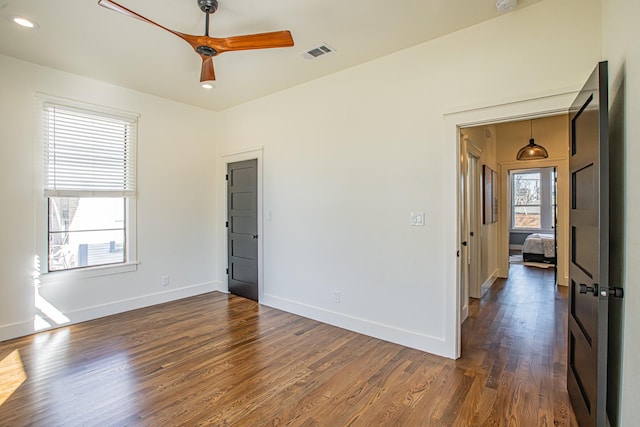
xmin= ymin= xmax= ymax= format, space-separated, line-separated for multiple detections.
xmin=457 ymin=264 xmax=577 ymax=425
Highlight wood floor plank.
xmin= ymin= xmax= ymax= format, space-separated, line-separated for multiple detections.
xmin=0 ymin=264 xmax=577 ymax=426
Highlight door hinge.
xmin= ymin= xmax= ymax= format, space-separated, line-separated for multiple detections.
xmin=225 ymin=174 xmax=229 ymax=181
xmin=225 ymin=221 xmax=229 ymax=228
xmin=456 ymin=250 xmax=460 ymax=257
xmin=226 ymin=268 xmax=229 ymax=275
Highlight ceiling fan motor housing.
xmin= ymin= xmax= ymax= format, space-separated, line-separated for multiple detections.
xmin=197 ymin=45 xmax=217 ymax=57
xmin=198 ymin=0 xmax=218 ymax=14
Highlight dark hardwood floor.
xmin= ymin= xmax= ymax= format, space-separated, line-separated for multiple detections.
xmin=0 ymin=265 xmax=576 ymax=426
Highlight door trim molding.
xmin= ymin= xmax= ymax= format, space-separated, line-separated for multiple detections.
xmin=220 ymin=147 xmax=264 ymax=300
xmin=445 ymin=90 xmax=578 ymax=359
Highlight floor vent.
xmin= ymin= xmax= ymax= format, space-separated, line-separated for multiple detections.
xmin=301 ymin=44 xmax=335 ymax=60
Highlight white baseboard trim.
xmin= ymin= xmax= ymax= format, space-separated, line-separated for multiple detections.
xmin=260 ymin=293 xmax=452 ymax=359
xmin=481 ymin=270 xmax=499 ymax=296
xmin=0 ymin=281 xmax=220 ymax=343
xmin=0 ymin=320 xmax=36 ymax=343
xmin=558 ymin=274 xmax=569 ymax=287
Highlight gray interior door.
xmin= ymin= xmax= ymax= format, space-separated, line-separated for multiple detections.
xmin=567 ymin=61 xmax=610 ymax=426
xmin=227 ymin=159 xmax=258 ymax=301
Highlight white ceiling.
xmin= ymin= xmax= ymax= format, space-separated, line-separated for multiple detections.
xmin=0 ymin=0 xmax=542 ymax=111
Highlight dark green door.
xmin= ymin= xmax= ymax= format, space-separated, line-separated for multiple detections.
xmin=227 ymin=159 xmax=258 ymax=301
xmin=567 ymin=61 xmax=610 ymax=426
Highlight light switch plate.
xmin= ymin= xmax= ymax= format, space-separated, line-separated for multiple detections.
xmin=411 ymin=212 xmax=425 ymax=226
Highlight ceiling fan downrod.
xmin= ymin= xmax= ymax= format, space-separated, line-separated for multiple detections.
xmin=196 ymin=0 xmax=219 ymax=56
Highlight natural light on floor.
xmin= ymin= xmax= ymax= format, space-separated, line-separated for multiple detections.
xmin=33 ymin=255 xmax=70 ymax=331
xmin=0 ymin=349 xmax=27 ymax=407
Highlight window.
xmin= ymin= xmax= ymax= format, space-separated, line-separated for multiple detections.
xmin=42 ymin=101 xmax=137 ymax=272
xmin=510 ymin=167 xmax=555 ymax=231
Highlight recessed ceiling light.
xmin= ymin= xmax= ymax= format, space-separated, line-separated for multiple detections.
xmin=8 ymin=16 xmax=39 ymax=29
xmin=201 ymin=83 xmax=214 ymax=89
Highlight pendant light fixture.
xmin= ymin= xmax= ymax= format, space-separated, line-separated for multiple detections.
xmin=516 ymin=119 xmax=548 ymax=160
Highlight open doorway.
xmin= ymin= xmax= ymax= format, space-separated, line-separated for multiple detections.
xmin=507 ymin=166 xmax=558 ymax=277
xmin=459 ymin=114 xmax=569 ymax=305
xmin=454 ymin=114 xmax=575 ymax=421
xmin=445 ymin=90 xmax=577 ymax=359
xmin=494 ymin=116 xmax=569 ymax=287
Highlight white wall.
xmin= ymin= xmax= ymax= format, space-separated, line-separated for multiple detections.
xmin=602 ymin=0 xmax=640 ymax=424
xmin=0 ymin=55 xmax=220 ymax=340
xmin=215 ymin=0 xmax=603 ymax=357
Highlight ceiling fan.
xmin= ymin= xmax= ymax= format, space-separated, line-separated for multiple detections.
xmin=98 ymin=0 xmax=294 ymax=82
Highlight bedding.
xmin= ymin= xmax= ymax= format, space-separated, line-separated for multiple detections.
xmin=522 ymin=233 xmax=556 ymax=263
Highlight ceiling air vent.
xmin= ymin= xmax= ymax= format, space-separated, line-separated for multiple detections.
xmin=301 ymin=44 xmax=335 ymax=60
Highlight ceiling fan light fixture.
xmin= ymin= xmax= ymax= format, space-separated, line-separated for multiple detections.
xmin=516 ymin=120 xmax=549 ymax=160
xmin=201 ymin=82 xmax=214 ymax=89
xmin=9 ymin=15 xmax=39 ymax=29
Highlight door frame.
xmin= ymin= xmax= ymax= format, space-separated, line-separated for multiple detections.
xmin=445 ymin=90 xmax=579 ymax=358
xmin=459 ymin=137 xmax=482 ymax=321
xmin=459 ymin=137 xmax=470 ymax=323
xmin=467 ymin=142 xmax=482 ymax=299
xmin=220 ymin=147 xmax=264 ymax=300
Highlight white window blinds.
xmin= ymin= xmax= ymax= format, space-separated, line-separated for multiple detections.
xmin=43 ymin=103 xmax=137 ymax=197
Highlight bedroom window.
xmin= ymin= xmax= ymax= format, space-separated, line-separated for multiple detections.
xmin=42 ymin=101 xmax=137 ymax=272
xmin=510 ymin=167 xmax=555 ymax=231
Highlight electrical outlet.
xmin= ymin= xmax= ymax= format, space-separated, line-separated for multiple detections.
xmin=161 ymin=275 xmax=170 ymax=287
xmin=410 ymin=211 xmax=425 ymax=226
xmin=332 ymin=291 xmax=341 ymax=303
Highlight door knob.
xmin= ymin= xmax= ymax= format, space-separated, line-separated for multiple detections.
xmin=579 ymin=283 xmax=597 ymax=296
xmin=461 ymin=241 xmax=468 ymax=246
xmin=608 ymin=286 xmax=624 ymax=298
xmin=251 ymin=234 xmax=258 ymax=239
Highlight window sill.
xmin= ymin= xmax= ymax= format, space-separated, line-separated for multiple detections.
xmin=39 ymin=261 xmax=139 ymax=286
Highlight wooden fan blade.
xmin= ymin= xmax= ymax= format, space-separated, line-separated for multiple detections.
xmin=98 ymin=0 xmax=182 ymax=39
xmin=217 ymin=31 xmax=294 ymax=52
xmin=182 ymin=31 xmax=294 ymax=55
xmin=200 ymin=57 xmax=216 ymax=82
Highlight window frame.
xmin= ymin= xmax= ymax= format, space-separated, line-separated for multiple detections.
xmin=509 ymin=167 xmax=555 ymax=233
xmin=47 ymin=196 xmax=128 ymax=272
xmin=35 ymin=95 xmax=139 ymax=281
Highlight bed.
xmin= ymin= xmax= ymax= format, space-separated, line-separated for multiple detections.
xmin=522 ymin=233 xmax=556 ymax=264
